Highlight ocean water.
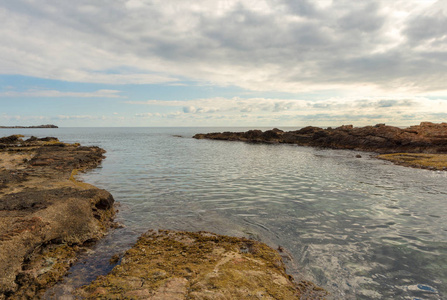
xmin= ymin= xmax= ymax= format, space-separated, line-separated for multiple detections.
xmin=2 ymin=127 xmax=447 ymax=299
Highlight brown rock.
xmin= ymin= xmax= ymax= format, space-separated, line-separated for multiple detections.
xmin=193 ymin=122 xmax=447 ymax=154
xmin=0 ymin=136 xmax=115 ymax=298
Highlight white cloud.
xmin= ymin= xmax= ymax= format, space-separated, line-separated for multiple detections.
xmin=183 ymin=106 xmax=197 ymax=113
xmin=0 ymin=114 xmax=50 ymax=126
xmin=135 ymin=113 xmax=153 ymax=117
xmin=0 ymin=0 xmax=446 ymax=94
xmin=0 ymin=89 xmax=124 ymax=98
xmin=135 ymin=112 xmax=164 ymax=118
xmin=125 ymin=96 xmax=447 ymax=126
xmin=56 ymin=115 xmax=96 ymax=120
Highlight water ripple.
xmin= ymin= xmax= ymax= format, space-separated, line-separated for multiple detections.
xmin=15 ymin=127 xmax=445 ymax=300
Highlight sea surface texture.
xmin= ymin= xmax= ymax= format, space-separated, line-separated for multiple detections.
xmin=3 ymin=127 xmax=446 ymax=299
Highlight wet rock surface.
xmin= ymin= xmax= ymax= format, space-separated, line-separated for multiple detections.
xmin=193 ymin=122 xmax=447 ymax=154
xmin=77 ymin=230 xmax=327 ymax=299
xmin=377 ymin=153 xmax=447 ymax=170
xmin=0 ymin=135 xmax=115 ymax=299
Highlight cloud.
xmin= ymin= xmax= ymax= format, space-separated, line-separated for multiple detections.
xmin=0 ymin=114 xmax=48 ymax=122
xmin=126 ymin=97 xmax=432 ymax=114
xmin=0 ymin=0 xmax=445 ymax=94
xmin=404 ymin=1 xmax=447 ymax=46
xmin=0 ymin=89 xmax=124 ymax=98
xmin=183 ymin=106 xmax=197 ymax=113
xmin=124 ymin=96 xmax=447 ymax=126
xmin=135 ymin=112 xmax=163 ymax=118
xmin=56 ymin=115 xmax=97 ymax=120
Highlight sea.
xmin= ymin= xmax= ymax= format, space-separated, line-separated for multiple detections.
xmin=2 ymin=127 xmax=447 ymax=299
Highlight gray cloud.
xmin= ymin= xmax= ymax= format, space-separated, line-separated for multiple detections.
xmin=280 ymin=0 xmax=318 ymax=17
xmin=404 ymin=1 xmax=447 ymax=44
xmin=0 ymin=0 xmax=445 ymax=93
xmin=0 ymin=89 xmax=123 ymax=98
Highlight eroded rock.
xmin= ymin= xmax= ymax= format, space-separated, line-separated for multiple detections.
xmin=0 ymin=136 xmax=115 ymax=299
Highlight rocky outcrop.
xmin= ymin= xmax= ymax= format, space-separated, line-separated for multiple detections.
xmin=194 ymin=122 xmax=447 ymax=154
xmin=0 ymin=135 xmax=115 ymax=299
xmin=77 ymin=230 xmax=326 ymax=299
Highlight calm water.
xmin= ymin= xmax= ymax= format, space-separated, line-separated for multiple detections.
xmin=3 ymin=127 xmax=447 ymax=299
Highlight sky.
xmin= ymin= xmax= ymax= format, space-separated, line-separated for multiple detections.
xmin=1 ymin=0 xmax=446 ymax=127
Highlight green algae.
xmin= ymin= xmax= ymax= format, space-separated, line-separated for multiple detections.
xmin=10 ymin=244 xmax=78 ymax=299
xmin=78 ymin=230 xmax=327 ymax=299
xmin=378 ymin=153 xmax=447 ymax=170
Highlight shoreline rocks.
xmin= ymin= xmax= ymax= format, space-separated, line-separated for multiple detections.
xmin=194 ymin=122 xmax=447 ymax=154
xmin=0 ymin=135 xmax=115 ymax=299
xmin=194 ymin=122 xmax=447 ymax=170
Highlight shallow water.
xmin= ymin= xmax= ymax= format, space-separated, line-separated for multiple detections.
xmin=3 ymin=127 xmax=447 ymax=299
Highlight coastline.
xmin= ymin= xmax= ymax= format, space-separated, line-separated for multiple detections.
xmin=1 ymin=135 xmax=325 ymax=299
xmin=194 ymin=122 xmax=447 ymax=171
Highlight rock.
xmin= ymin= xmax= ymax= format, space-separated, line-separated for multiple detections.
xmin=0 ymin=135 xmax=23 ymax=144
xmin=194 ymin=122 xmax=447 ymax=154
xmin=0 ymin=136 xmax=115 ymax=298
xmin=76 ymin=230 xmax=327 ymax=299
xmin=243 ymin=129 xmax=263 ymax=140
xmin=377 ymin=153 xmax=447 ymax=170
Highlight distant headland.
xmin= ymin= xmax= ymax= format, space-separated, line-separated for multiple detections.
xmin=0 ymin=124 xmax=58 ymax=128
xmin=194 ymin=122 xmax=447 ymax=170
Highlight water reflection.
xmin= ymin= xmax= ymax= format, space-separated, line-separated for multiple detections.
xmin=7 ymin=127 xmax=444 ymax=299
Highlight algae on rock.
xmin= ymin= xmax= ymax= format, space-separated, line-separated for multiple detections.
xmin=78 ymin=230 xmax=327 ymax=299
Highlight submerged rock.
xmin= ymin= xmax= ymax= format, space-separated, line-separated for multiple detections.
xmin=77 ymin=230 xmax=326 ymax=299
xmin=0 ymin=136 xmax=115 ymax=299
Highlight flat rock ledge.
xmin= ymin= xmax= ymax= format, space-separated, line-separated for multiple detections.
xmin=0 ymin=135 xmax=115 ymax=299
xmin=77 ymin=230 xmax=326 ymax=299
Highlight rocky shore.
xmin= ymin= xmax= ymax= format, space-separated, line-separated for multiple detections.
xmin=194 ymin=122 xmax=447 ymax=170
xmin=1 ymin=135 xmax=324 ymax=299
xmin=0 ymin=135 xmax=115 ymax=299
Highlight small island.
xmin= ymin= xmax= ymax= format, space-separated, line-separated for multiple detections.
xmin=194 ymin=122 xmax=447 ymax=170
xmin=0 ymin=124 xmax=58 ymax=129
